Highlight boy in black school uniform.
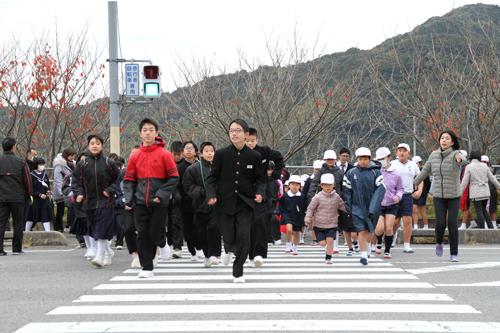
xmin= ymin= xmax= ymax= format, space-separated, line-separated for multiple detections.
xmin=177 ymin=141 xmax=203 ymax=261
xmin=183 ymin=142 xmax=222 ymax=267
xmin=206 ymin=119 xmax=266 ymax=283
xmin=168 ymin=141 xmax=185 ymax=258
xmin=123 ymin=118 xmax=179 ymax=278
xmin=245 ymin=128 xmax=284 ymax=267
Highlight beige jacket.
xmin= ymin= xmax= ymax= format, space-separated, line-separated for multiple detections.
xmin=460 ymin=159 xmax=500 ymax=200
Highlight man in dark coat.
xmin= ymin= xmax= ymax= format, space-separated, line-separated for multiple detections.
xmin=206 ymin=119 xmax=266 ymax=282
xmin=244 ymin=128 xmax=284 ymax=266
xmin=0 ymin=138 xmax=32 ymax=255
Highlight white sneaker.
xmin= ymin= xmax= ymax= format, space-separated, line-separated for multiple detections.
xmin=209 ymin=256 xmax=219 ymax=266
xmin=292 ymin=245 xmax=298 ymax=255
xmin=268 ymin=242 xmax=274 ymax=247
xmin=371 ymin=244 xmax=376 ymax=252
xmin=153 ymin=254 xmax=158 ymax=267
xmin=191 ymin=255 xmax=198 ymax=262
xmin=222 ymin=252 xmax=233 ymax=266
xmin=159 ymin=244 xmax=171 ymax=260
xmin=138 ymin=270 xmax=154 ymax=278
xmin=413 ymin=225 xmax=418 ymax=230
xmin=172 ymin=249 xmax=183 ymax=258
xmin=86 ymin=248 xmax=96 ymax=260
xmin=233 ymin=276 xmax=245 ymax=283
xmin=274 ymin=240 xmax=281 ymax=246
xmin=116 ymin=245 xmax=123 ymax=250
xmin=343 ymin=242 xmax=348 ymax=246
xmin=84 ymin=249 xmax=92 ymax=259
xmin=196 ymin=249 xmax=204 ymax=259
xmin=91 ymin=255 xmax=104 ymax=268
xmin=458 ymin=224 xmax=466 ymax=230
xmin=285 ymin=244 xmax=291 ymax=253
xmin=248 ymin=259 xmax=255 ymax=268
xmin=253 ymin=255 xmax=263 ymax=267
xmin=131 ymin=253 xmax=141 ymax=268
xmin=103 ymin=253 xmax=112 ymax=266
xmin=203 ymin=257 xmax=211 ymax=268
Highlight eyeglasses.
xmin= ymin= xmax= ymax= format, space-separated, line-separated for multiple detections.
xmin=184 ymin=147 xmax=195 ymax=151
xmin=229 ymin=129 xmax=244 ymax=134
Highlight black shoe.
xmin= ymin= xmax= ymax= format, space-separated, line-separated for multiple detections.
xmin=0 ymin=251 xmax=7 ymax=256
xmin=12 ymin=251 xmax=25 ymax=255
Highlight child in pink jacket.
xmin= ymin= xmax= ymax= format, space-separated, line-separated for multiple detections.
xmin=305 ymin=174 xmax=346 ymax=264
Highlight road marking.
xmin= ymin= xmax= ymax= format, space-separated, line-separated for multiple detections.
xmin=123 ymin=267 xmax=404 ymax=274
xmin=47 ymin=303 xmax=480 ymax=315
xmin=110 ymin=273 xmax=417 ymax=281
xmin=163 ymin=258 xmax=384 ymax=262
xmin=94 ymin=282 xmax=434 ymax=290
xmin=16 ymin=320 xmax=500 ymax=332
xmin=435 ymin=281 xmax=500 ymax=287
xmin=74 ymin=292 xmax=454 ymax=303
xmin=157 ymin=262 xmax=394 ymax=267
xmin=407 ymin=262 xmax=500 ymax=275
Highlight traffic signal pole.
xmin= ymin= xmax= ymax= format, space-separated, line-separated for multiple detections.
xmin=108 ymin=1 xmax=120 ymax=155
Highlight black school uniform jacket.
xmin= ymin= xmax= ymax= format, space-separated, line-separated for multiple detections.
xmin=0 ymin=151 xmax=31 ymax=203
xmin=206 ymin=144 xmax=266 ymax=215
xmin=123 ymin=137 xmax=179 ymax=208
xmin=183 ymin=158 xmax=212 ymax=213
xmin=72 ymin=152 xmax=120 ymax=210
xmin=273 ymin=190 xmax=307 ymax=226
xmin=254 ymin=145 xmax=284 ymax=201
xmin=62 ymin=173 xmax=86 ymax=219
xmin=177 ymin=158 xmax=194 ymax=212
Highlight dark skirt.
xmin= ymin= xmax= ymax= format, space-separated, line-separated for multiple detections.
xmin=70 ymin=217 xmax=88 ymax=236
xmin=86 ymin=208 xmax=117 ymax=240
xmin=26 ymin=197 xmax=55 ymax=224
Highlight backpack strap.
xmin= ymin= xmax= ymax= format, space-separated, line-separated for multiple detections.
xmin=198 ymin=160 xmax=206 ymax=189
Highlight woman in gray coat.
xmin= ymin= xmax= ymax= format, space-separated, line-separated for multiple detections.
xmin=460 ymin=150 xmax=500 ymax=229
xmin=413 ymin=130 xmax=466 ymax=262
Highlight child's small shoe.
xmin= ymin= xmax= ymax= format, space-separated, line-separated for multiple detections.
xmin=325 ymin=259 xmax=332 ymax=265
xmin=346 ymin=250 xmax=353 ymax=256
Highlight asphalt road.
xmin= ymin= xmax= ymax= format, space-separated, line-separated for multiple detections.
xmin=1 ymin=234 xmax=500 ymax=333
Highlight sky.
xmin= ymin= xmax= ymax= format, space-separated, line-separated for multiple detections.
xmin=1 ymin=0 xmax=499 ymax=93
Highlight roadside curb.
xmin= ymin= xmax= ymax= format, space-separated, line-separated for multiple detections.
xmin=5 ymin=231 xmax=68 ymax=246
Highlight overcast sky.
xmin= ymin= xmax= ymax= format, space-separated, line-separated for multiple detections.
xmin=1 ymin=0 xmax=498 ymax=92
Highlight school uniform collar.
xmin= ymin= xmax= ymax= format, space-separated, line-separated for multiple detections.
xmin=287 ymin=190 xmax=301 ymax=197
xmin=231 ymin=143 xmax=248 ymax=152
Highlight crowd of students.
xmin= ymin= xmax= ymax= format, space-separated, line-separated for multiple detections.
xmin=1 ymin=120 xmax=500 ymax=281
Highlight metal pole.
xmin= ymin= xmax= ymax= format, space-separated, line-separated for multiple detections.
xmin=108 ymin=1 xmax=120 ymax=154
xmin=413 ymin=116 xmax=416 ymax=156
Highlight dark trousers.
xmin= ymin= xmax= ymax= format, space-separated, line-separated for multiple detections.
xmin=181 ymin=209 xmax=201 ymax=256
xmin=249 ymin=201 xmax=268 ymax=259
xmin=115 ymin=208 xmax=125 ymax=247
xmin=134 ymin=204 xmax=168 ymax=270
xmin=123 ymin=209 xmax=138 ymax=254
xmin=473 ymin=199 xmax=494 ymax=229
xmin=167 ymin=204 xmax=183 ymax=250
xmin=196 ymin=211 xmax=222 ymax=258
xmin=54 ymin=201 xmax=65 ymax=232
xmin=0 ymin=202 xmax=24 ymax=252
xmin=217 ymin=204 xmax=253 ymax=278
xmin=271 ymin=214 xmax=281 ymax=241
xmin=434 ymin=197 xmax=460 ymax=256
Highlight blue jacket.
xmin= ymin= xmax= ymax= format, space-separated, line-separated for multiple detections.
xmin=274 ymin=190 xmax=307 ymax=226
xmin=343 ymin=161 xmax=386 ymax=225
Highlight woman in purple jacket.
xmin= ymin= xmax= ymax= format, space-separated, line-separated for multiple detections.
xmin=374 ymin=147 xmax=404 ymax=258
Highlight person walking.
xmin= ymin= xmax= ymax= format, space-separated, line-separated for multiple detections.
xmin=413 ymin=130 xmax=466 ymax=262
xmin=0 ymin=137 xmax=32 ymax=255
xmin=460 ymin=150 xmax=500 ymax=229
xmin=52 ymin=148 xmax=76 ymax=232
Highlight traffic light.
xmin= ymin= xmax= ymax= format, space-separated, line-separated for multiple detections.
xmin=142 ymin=65 xmax=161 ymax=98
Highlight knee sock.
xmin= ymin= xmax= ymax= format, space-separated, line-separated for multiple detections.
xmin=43 ymin=222 xmax=51 ymax=231
xmin=25 ymin=221 xmax=33 ymax=232
xmin=104 ymin=240 xmax=113 ymax=254
xmin=333 ymin=237 xmax=339 ymax=250
xmin=89 ymin=237 xmax=97 ymax=250
xmin=384 ymin=235 xmax=393 ymax=253
xmin=96 ymin=239 xmax=107 ymax=258
xmin=83 ymin=235 xmax=91 ymax=249
xmin=376 ymin=234 xmax=383 ymax=246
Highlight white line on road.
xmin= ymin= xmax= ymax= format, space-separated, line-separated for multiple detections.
xmin=94 ymin=282 xmax=434 ymax=290
xmin=406 ymin=262 xmax=500 ymax=275
xmin=435 ymin=281 xmax=500 ymax=287
xmin=156 ymin=262 xmax=394 ymax=267
xmin=162 ymin=258 xmax=384 ymax=262
xmin=47 ymin=303 xmax=480 ymax=315
xmin=123 ymin=267 xmax=404 ymax=274
xmin=16 ymin=320 xmax=500 ymax=332
xmin=74 ymin=292 xmax=454 ymax=303
xmin=110 ymin=273 xmax=417 ymax=281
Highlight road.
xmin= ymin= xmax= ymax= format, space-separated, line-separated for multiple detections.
xmin=2 ymin=235 xmax=500 ymax=332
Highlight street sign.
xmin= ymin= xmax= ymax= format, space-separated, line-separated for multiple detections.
xmin=125 ymin=63 xmax=140 ymax=97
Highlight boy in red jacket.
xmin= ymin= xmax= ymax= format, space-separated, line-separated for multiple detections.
xmin=124 ymin=118 xmax=179 ymax=278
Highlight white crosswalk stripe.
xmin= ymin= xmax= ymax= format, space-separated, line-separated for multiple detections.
xmin=15 ymin=244 xmax=498 ymax=332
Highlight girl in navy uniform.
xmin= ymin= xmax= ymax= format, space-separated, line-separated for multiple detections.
xmin=274 ymin=175 xmax=307 ymax=255
xmin=25 ymin=158 xmax=54 ymax=232
xmin=72 ymin=135 xmax=120 ymax=268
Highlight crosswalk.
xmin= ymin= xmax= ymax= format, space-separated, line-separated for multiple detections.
xmin=16 ymin=244 xmax=500 ymax=332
